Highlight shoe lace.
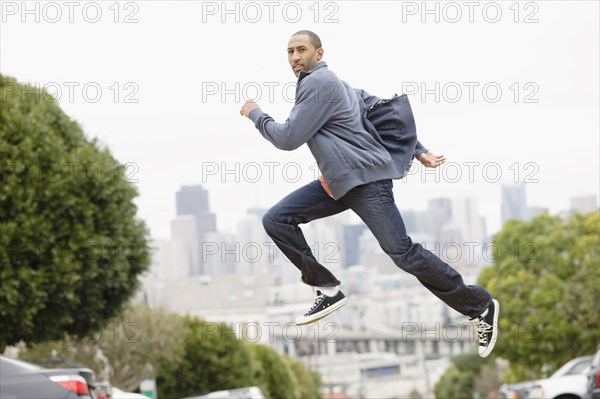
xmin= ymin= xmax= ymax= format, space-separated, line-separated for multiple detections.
xmin=305 ymin=289 xmax=325 ymax=316
xmin=476 ymin=318 xmax=493 ymax=345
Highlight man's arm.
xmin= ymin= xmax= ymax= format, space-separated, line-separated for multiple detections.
xmin=240 ymin=80 xmax=339 ymax=151
xmin=415 ymin=140 xmax=428 ymax=160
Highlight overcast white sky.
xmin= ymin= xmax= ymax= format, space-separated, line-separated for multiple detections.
xmin=2 ymin=0 xmax=599 ymax=239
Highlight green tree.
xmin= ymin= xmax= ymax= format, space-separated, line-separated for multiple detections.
xmin=434 ymin=363 xmax=475 ymax=398
xmin=0 ymin=74 xmax=150 ymax=350
xmin=285 ymin=356 xmax=322 ymax=399
xmin=478 ymin=211 xmax=600 ymax=381
xmin=20 ymin=304 xmax=186 ymax=391
xmin=433 ymin=352 xmax=496 ymax=399
xmin=248 ymin=344 xmax=300 ymax=399
xmin=156 ymin=317 xmax=258 ymax=398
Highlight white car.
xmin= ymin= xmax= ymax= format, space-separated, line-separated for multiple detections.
xmin=526 ymin=355 xmax=593 ymax=399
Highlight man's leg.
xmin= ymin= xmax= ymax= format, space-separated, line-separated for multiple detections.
xmin=262 ymin=179 xmax=349 ymax=287
xmin=339 ymin=179 xmax=491 ymax=318
xmin=340 ymin=179 xmax=499 ymax=357
xmin=263 ymin=180 xmax=350 ymax=325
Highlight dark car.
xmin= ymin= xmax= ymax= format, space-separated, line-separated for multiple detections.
xmin=0 ymin=355 xmax=96 ymax=398
xmin=584 ymin=346 xmax=600 ymax=399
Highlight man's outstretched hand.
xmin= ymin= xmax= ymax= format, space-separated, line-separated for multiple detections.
xmin=240 ymin=100 xmax=260 ymax=117
xmin=418 ymin=151 xmax=447 ymax=168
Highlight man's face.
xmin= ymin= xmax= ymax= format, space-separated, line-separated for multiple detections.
xmin=287 ymin=34 xmax=323 ymax=77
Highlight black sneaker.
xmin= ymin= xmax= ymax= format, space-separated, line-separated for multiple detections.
xmin=295 ymin=290 xmax=348 ymax=326
xmin=473 ymin=298 xmax=500 ymax=358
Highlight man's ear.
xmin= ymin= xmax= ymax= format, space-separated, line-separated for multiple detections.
xmin=317 ymin=48 xmax=324 ymax=60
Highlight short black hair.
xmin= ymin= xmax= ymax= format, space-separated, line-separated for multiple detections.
xmin=292 ymin=30 xmax=322 ymax=49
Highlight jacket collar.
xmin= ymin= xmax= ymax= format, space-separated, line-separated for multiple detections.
xmin=298 ymin=60 xmax=327 ymax=83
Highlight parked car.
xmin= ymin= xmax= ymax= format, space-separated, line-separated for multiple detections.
xmin=525 ymin=355 xmax=593 ymax=399
xmin=81 ymin=380 xmax=148 ymax=399
xmin=584 ymin=346 xmax=600 ymax=399
xmin=0 ymin=355 xmax=97 ymax=398
xmin=500 ymin=355 xmax=593 ymax=399
xmin=95 ymin=381 xmax=113 ymax=399
xmin=499 ymin=380 xmax=536 ymax=399
xmin=182 ymin=386 xmax=266 ymax=399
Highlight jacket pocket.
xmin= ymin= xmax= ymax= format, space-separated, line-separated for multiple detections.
xmin=331 ymin=141 xmax=352 ymax=169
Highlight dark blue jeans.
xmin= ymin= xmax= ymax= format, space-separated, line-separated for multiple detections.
xmin=262 ymin=179 xmax=492 ymax=318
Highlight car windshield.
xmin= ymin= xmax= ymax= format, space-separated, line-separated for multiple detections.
xmin=552 ymin=357 xmax=592 ymax=377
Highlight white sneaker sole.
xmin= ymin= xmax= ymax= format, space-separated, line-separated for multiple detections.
xmin=479 ymin=299 xmax=500 ymax=358
xmin=295 ymin=298 xmax=348 ymax=326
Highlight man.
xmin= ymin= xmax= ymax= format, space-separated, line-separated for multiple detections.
xmin=240 ymin=30 xmax=499 ymax=357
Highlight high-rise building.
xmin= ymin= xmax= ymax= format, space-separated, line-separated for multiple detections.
xmin=501 ymin=183 xmax=528 ymax=225
xmin=304 ymin=216 xmax=345 ymax=278
xmin=139 ymin=238 xmax=189 ymax=307
xmin=451 ymin=197 xmax=486 ymax=244
xmin=415 ymin=210 xmax=435 ymax=239
xmin=175 ymin=185 xmax=216 ymax=231
xmin=176 ymin=185 xmax=209 ymax=216
xmin=343 ymin=224 xmax=368 ymax=268
xmin=171 ymin=215 xmax=201 ymax=275
xmin=428 ymin=198 xmax=452 ymax=220
xmin=427 ymin=197 xmax=453 ymax=242
xmin=400 ymin=209 xmax=417 ymax=234
xmin=203 ymin=231 xmax=237 ymax=276
xmin=439 ymin=223 xmax=463 ymax=245
xmin=148 ymin=238 xmax=188 ymax=281
xmin=236 ymin=208 xmax=270 ymax=275
xmin=570 ymin=195 xmax=598 ymax=213
xmin=174 ymin=185 xmax=217 ymax=274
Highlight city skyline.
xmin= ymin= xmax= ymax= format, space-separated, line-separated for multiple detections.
xmin=154 ymin=182 xmax=597 ymax=241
